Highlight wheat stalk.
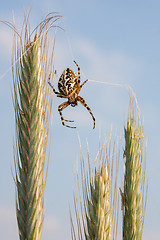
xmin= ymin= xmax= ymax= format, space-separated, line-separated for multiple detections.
xmin=122 ymin=97 xmax=147 ymax=240
xmin=71 ymin=137 xmax=119 ymax=240
xmin=12 ymin=13 xmax=61 ymax=240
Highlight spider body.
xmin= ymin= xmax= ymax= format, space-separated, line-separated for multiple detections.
xmin=48 ymin=61 xmax=95 ymax=129
xmin=58 ymin=68 xmax=78 ymax=96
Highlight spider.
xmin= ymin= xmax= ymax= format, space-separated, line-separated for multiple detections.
xmin=48 ymin=60 xmax=95 ymax=129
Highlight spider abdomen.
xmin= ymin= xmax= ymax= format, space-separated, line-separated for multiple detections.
xmin=48 ymin=60 xmax=95 ymax=129
xmin=58 ymin=68 xmax=78 ymax=96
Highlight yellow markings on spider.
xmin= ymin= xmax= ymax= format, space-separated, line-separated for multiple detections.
xmin=48 ymin=60 xmax=95 ymax=129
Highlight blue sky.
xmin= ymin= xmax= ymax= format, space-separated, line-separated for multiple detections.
xmin=0 ymin=1 xmax=160 ymax=239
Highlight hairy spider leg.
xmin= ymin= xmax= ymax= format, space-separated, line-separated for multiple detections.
xmin=73 ymin=60 xmax=80 ymax=88
xmin=77 ymin=96 xmax=95 ymax=129
xmin=58 ymin=102 xmax=76 ymax=128
xmin=77 ymin=79 xmax=88 ymax=94
xmin=48 ymin=82 xmax=67 ymax=98
xmin=48 ymin=81 xmax=60 ymax=94
xmin=80 ymin=79 xmax=88 ymax=87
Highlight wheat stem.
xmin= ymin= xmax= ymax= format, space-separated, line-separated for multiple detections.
xmin=71 ymin=138 xmax=119 ymax=240
xmin=122 ymin=97 xmax=147 ymax=240
xmin=12 ymin=13 xmax=60 ymax=240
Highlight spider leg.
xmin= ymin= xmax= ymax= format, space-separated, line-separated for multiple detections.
xmin=48 ymin=81 xmax=60 ymax=95
xmin=48 ymin=82 xmax=68 ymax=99
xmin=77 ymin=96 xmax=95 ymax=129
xmin=77 ymin=79 xmax=88 ymax=94
xmin=58 ymin=102 xmax=76 ymax=128
xmin=80 ymin=79 xmax=88 ymax=88
xmin=57 ymin=95 xmax=68 ymax=99
xmin=73 ymin=60 xmax=80 ymax=88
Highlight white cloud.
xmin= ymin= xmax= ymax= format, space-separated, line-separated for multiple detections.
xmin=0 ymin=204 xmax=18 ymax=239
xmin=0 ymin=204 xmax=159 ymax=240
xmin=72 ymin=37 xmax=142 ymax=85
xmin=44 ymin=214 xmax=60 ymax=231
xmin=52 ymin=37 xmax=137 ymax=131
xmin=53 ymin=35 xmax=142 ymax=103
xmin=42 ymin=214 xmax=71 ymax=240
xmin=0 ymin=29 xmax=12 ymax=60
xmin=0 ymin=204 xmax=70 ymax=240
xmin=143 ymin=231 xmax=160 ymax=240
xmin=42 ymin=214 xmax=61 ymax=240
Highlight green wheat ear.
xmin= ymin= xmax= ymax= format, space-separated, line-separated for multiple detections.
xmin=12 ymin=13 xmax=61 ymax=240
xmin=122 ymin=96 xmax=148 ymax=240
xmin=71 ymin=138 xmax=119 ymax=240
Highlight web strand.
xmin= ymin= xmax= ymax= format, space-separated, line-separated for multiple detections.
xmin=62 ymin=23 xmax=140 ymax=115
xmin=0 ymin=16 xmax=140 ymax=118
xmin=88 ymin=79 xmax=140 ymax=116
